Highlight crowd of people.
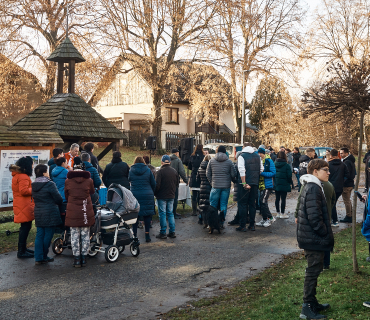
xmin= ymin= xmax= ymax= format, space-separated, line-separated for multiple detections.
xmin=9 ymin=140 xmax=369 ymax=319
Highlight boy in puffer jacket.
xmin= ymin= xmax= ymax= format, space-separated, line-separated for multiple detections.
xmin=255 ymin=148 xmax=276 ymax=228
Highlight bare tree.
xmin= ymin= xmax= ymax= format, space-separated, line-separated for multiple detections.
xmin=0 ymin=0 xmax=94 ymax=100
xmin=96 ymin=0 xmax=216 ymax=145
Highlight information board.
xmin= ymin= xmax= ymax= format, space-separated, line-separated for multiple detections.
xmin=0 ymin=149 xmax=50 ymax=209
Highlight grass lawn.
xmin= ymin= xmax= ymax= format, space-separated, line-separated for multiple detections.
xmin=165 ymin=225 xmax=370 ymax=320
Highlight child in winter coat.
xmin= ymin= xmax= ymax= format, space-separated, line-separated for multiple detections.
xmin=32 ymin=164 xmax=63 ymax=265
xmin=65 ymin=158 xmax=95 ymax=268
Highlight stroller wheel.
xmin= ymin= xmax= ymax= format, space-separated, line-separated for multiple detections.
xmin=88 ymin=244 xmax=99 ymax=257
xmin=105 ymin=245 xmax=119 ymax=263
xmin=130 ymin=243 xmax=140 ymax=257
xmin=118 ymin=246 xmax=125 ymax=253
xmin=52 ymin=238 xmax=64 ymax=255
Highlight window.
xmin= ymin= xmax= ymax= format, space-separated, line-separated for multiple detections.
xmin=165 ymin=107 xmax=179 ymax=124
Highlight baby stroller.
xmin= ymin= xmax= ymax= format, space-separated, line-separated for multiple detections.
xmin=87 ymin=183 xmax=141 ymax=263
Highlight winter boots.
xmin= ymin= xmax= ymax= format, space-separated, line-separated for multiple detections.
xmin=17 ymin=243 xmax=34 ymax=259
xmin=299 ymin=303 xmax=327 ymax=319
xmin=73 ymin=255 xmax=81 ymax=268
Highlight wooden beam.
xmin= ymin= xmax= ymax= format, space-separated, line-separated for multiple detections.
xmin=57 ymin=62 xmax=64 ymax=94
xmin=68 ymin=60 xmax=75 ymax=93
xmin=97 ymin=142 xmax=116 ymax=161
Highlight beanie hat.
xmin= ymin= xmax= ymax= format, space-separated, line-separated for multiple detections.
xmin=257 ymin=148 xmax=265 ymax=154
xmin=258 ymin=144 xmax=266 ymax=150
xmin=171 ymin=148 xmax=179 ymax=153
xmin=161 ymin=155 xmax=171 ymax=163
xmin=218 ymin=145 xmax=227 ymax=154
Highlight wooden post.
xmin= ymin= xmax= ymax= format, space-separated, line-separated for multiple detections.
xmin=68 ymin=60 xmax=75 ymax=93
xmin=57 ymin=62 xmax=64 ymax=94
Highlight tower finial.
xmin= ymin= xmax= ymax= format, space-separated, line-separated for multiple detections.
xmin=66 ymin=2 xmax=69 ymax=37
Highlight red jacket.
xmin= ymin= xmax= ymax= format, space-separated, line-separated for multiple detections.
xmin=65 ymin=170 xmax=95 ymax=227
xmin=64 ymin=152 xmax=76 ymax=168
xmin=10 ymin=165 xmax=34 ymax=223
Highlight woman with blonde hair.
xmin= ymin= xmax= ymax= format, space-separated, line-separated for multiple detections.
xmin=129 ymin=156 xmax=156 ymax=242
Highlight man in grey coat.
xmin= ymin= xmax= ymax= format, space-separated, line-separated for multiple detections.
xmin=206 ymin=146 xmax=236 ymax=225
xmin=170 ymin=148 xmax=189 ymax=218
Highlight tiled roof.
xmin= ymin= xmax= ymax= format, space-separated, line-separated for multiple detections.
xmin=47 ymin=37 xmax=85 ymax=63
xmin=0 ymin=126 xmax=63 ymax=144
xmin=9 ymin=93 xmax=127 ymax=141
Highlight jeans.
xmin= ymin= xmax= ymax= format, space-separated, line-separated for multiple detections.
xmin=34 ymin=227 xmax=55 ymax=262
xmin=342 ymin=187 xmax=353 ymax=217
xmin=238 ymin=185 xmax=258 ymax=227
xmin=275 ymin=191 xmax=287 ymax=213
xmin=332 ymin=191 xmax=342 ymax=223
xmin=209 ymin=188 xmax=231 ymax=218
xmin=173 ymin=187 xmax=179 ymax=215
xmin=260 ymin=189 xmax=272 ymax=220
xmin=157 ymin=199 xmax=175 ymax=234
xmin=295 ymin=172 xmax=301 ymax=189
xmin=303 ymin=250 xmax=324 ymax=304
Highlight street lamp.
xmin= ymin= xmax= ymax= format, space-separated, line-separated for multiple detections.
xmin=241 ymin=70 xmax=250 ymax=145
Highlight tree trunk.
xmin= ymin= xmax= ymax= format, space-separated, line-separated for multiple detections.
xmin=152 ymin=90 xmax=163 ymax=149
xmin=351 ymin=111 xmax=364 ymax=273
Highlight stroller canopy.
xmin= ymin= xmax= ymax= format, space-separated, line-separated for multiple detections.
xmin=106 ymin=184 xmax=140 ymax=214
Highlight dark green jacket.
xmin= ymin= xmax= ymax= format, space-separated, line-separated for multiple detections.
xmin=295 ymin=180 xmax=336 ymax=220
xmin=274 ymin=159 xmax=292 ymax=192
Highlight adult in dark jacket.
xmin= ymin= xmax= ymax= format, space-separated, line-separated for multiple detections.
xmin=340 ymin=148 xmax=356 ymax=223
xmin=170 ymin=149 xmax=188 ymax=218
xmin=274 ymin=151 xmax=293 ymax=219
xmin=32 ymin=164 xmax=63 ymax=264
xmin=155 ymin=155 xmax=179 ymax=239
xmin=65 ymin=162 xmax=95 ymax=267
xmin=296 ymin=159 xmax=334 ymax=320
xmin=103 ymin=151 xmax=130 ymax=189
xmin=81 ymin=152 xmax=102 ymax=189
xmin=48 ymin=148 xmax=64 ymax=177
xmin=327 ymin=149 xmax=350 ymax=226
xmin=83 ymin=142 xmax=100 ymax=172
xmin=236 ymin=143 xmax=263 ymax=231
xmin=188 ymin=145 xmax=205 ymax=216
xmin=292 ymin=147 xmax=301 ymax=189
xmin=129 ymin=157 xmax=156 ymax=243
xmin=298 ymin=148 xmax=316 ymax=177
xmin=207 ymin=146 xmax=237 ymax=226
xmin=196 ymin=155 xmax=212 ymax=224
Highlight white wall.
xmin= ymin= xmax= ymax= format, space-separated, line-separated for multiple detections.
xmin=219 ymin=110 xmax=236 ymax=133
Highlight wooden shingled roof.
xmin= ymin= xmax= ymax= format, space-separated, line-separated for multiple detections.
xmin=9 ymin=93 xmax=127 ymax=141
xmin=47 ymin=37 xmax=85 ymax=63
xmin=0 ymin=126 xmax=63 ymax=145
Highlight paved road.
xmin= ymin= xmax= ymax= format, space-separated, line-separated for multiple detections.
xmin=0 ymin=187 xmax=364 ymax=320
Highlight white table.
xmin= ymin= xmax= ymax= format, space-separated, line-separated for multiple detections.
xmin=178 ymin=182 xmax=192 ymax=208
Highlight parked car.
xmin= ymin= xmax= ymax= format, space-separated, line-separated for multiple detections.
xmin=204 ymin=143 xmax=243 ymax=160
xmin=299 ymin=146 xmax=333 ymax=159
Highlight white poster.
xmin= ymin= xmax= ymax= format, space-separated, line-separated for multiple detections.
xmin=0 ymin=149 xmax=50 ymax=208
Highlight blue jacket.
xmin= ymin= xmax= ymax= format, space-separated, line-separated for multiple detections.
xmin=51 ymin=165 xmax=68 ymax=202
xmin=362 ymin=193 xmax=370 ymax=241
xmin=129 ymin=163 xmax=156 ymax=216
xmin=260 ymin=157 xmax=276 ymax=189
xmin=83 ymin=161 xmax=102 ymax=189
xmin=48 ymin=158 xmax=57 ymax=178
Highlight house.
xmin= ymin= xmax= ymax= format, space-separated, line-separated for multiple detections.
xmin=0 ymin=54 xmax=43 ymax=126
xmin=88 ymin=57 xmax=237 ymax=136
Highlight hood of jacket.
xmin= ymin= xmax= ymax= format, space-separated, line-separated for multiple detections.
xmin=83 ymin=161 xmax=94 ymax=169
xmin=200 ymin=160 xmax=209 ymax=169
xmin=343 ymin=154 xmax=356 ymax=163
xmin=214 ymin=152 xmax=229 ymax=162
xmin=275 ymin=158 xmax=287 ymax=168
xmin=300 ymin=173 xmax=324 ymax=188
xmin=299 ymin=154 xmax=310 ymax=163
xmin=9 ymin=164 xmax=22 ymax=174
xmin=241 ymin=146 xmax=255 ymax=154
xmin=47 ymin=158 xmax=55 ymax=166
xmin=32 ymin=177 xmax=51 ymax=191
xmin=170 ymin=154 xmax=179 ymax=161
xmin=67 ymin=170 xmax=91 ymax=183
xmin=131 ymin=163 xmax=148 ymax=175
xmin=51 ymin=165 xmax=67 ymax=178
xmin=329 ymin=158 xmax=342 ymax=166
